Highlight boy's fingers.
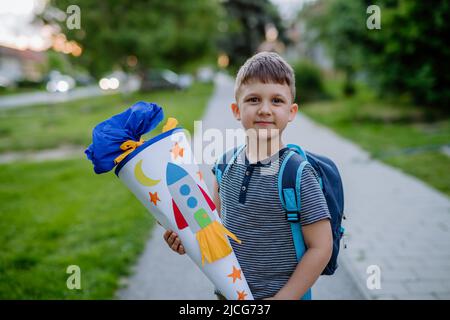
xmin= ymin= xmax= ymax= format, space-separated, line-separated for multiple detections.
xmin=163 ymin=230 xmax=172 ymax=241
xmin=172 ymin=238 xmax=182 ymax=251
xmin=163 ymin=230 xmax=183 ymax=254
xmin=171 ymin=242 xmax=179 ymax=252
xmin=168 ymin=233 xmax=177 ymax=244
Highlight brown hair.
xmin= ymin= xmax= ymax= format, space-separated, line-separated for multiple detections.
xmin=234 ymin=51 xmax=295 ymax=102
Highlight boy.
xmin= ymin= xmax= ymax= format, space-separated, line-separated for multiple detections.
xmin=164 ymin=52 xmax=332 ymax=300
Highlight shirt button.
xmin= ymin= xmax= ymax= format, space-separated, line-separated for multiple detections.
xmin=245 ymin=171 xmax=250 ymax=176
xmin=241 ymin=186 xmax=246 ymax=191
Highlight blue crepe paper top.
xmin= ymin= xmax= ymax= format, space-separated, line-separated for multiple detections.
xmin=85 ymin=101 xmax=164 ymax=174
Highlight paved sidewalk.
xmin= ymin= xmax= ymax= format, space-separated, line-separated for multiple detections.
xmin=0 ymin=78 xmax=139 ymax=110
xmin=117 ymin=73 xmax=364 ymax=300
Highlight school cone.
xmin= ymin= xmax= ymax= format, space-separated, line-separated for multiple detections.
xmin=85 ymin=103 xmax=253 ymax=300
xmin=85 ymin=101 xmax=253 ymax=300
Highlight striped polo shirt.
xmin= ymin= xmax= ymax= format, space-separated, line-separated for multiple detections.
xmin=212 ymin=146 xmax=331 ymax=299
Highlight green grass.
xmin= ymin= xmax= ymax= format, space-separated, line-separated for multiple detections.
xmin=301 ymin=90 xmax=450 ymax=196
xmin=0 ymin=83 xmax=213 ymax=153
xmin=0 ymin=159 xmax=152 ymax=299
xmin=0 ymin=83 xmax=213 ymax=299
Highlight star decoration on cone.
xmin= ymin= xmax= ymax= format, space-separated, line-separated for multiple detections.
xmin=170 ymin=142 xmax=184 ymax=159
xmin=227 ymin=266 xmax=242 ymax=283
xmin=237 ymin=290 xmax=247 ymax=300
xmin=149 ymin=191 xmax=161 ymax=206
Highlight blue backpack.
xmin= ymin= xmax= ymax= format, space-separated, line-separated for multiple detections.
xmin=214 ymin=144 xmax=345 ymax=277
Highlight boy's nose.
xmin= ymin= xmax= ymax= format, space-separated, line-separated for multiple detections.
xmin=258 ymin=101 xmax=272 ymax=115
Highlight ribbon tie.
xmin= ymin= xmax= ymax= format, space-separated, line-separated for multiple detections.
xmin=114 ymin=138 xmax=144 ymax=164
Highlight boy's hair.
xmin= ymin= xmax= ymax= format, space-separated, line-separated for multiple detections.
xmin=234 ymin=51 xmax=296 ymax=102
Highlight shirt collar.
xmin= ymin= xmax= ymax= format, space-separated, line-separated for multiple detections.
xmin=242 ymin=146 xmax=290 ymax=167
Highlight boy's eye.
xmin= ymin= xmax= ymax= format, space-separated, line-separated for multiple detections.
xmin=273 ymin=98 xmax=284 ymax=104
xmin=247 ymin=97 xmax=259 ymax=103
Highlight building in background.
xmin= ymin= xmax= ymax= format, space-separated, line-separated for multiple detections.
xmin=0 ymin=46 xmax=46 ymax=87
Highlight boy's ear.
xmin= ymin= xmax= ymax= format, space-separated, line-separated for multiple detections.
xmin=289 ymin=103 xmax=298 ymax=122
xmin=231 ymin=103 xmax=241 ymax=120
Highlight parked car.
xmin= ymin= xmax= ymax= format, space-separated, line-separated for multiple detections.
xmin=45 ymin=71 xmax=75 ymax=93
xmin=196 ymin=66 xmax=215 ymax=83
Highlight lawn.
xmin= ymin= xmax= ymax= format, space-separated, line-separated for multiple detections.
xmin=301 ymin=88 xmax=450 ymax=196
xmin=0 ymin=83 xmax=213 ymax=299
xmin=0 ymin=159 xmax=151 ymax=299
xmin=0 ymin=83 xmax=213 ymax=153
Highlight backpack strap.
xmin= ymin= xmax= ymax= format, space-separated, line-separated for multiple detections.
xmin=286 ymin=144 xmax=323 ymax=189
xmin=214 ymin=145 xmax=245 ymax=187
xmin=278 ymin=145 xmax=312 ymax=300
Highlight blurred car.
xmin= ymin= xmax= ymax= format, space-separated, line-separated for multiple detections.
xmin=178 ymin=74 xmax=194 ymax=89
xmin=140 ymin=69 xmax=192 ymax=92
xmin=196 ymin=66 xmax=215 ymax=83
xmin=98 ymin=71 xmax=127 ymax=91
xmin=0 ymin=75 xmax=15 ymax=88
xmin=45 ymin=71 xmax=75 ymax=93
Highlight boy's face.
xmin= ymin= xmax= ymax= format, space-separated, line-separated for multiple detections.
xmin=231 ymin=80 xmax=298 ymax=143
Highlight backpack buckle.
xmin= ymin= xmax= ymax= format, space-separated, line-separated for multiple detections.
xmin=285 ymin=211 xmax=300 ymax=222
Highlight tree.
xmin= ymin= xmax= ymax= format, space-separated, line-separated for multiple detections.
xmin=300 ymin=0 xmax=367 ymax=96
xmin=365 ymin=0 xmax=450 ymax=109
xmin=44 ymin=0 xmax=222 ymax=77
xmin=302 ymin=0 xmax=450 ymax=109
xmin=216 ymin=0 xmax=287 ymax=70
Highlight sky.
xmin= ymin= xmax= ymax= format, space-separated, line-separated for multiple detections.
xmin=0 ymin=0 xmax=51 ymax=51
xmin=270 ymin=0 xmax=316 ymax=20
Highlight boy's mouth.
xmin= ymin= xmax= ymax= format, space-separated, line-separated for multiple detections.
xmin=254 ymin=121 xmax=275 ymax=126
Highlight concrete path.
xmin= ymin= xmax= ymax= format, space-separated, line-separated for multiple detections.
xmin=0 ymin=86 xmax=105 ymax=110
xmin=117 ymin=73 xmax=364 ymax=300
xmin=0 ymin=145 xmax=84 ymax=164
xmin=0 ymin=78 xmax=139 ymax=110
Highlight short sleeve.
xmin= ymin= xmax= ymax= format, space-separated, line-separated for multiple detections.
xmin=299 ymin=163 xmax=331 ymax=226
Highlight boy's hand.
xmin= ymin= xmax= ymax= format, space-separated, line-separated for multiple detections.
xmin=163 ymin=229 xmax=186 ymax=255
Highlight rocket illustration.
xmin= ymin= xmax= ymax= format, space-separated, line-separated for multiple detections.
xmin=166 ymin=162 xmax=241 ymax=265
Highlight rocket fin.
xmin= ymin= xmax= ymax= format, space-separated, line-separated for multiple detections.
xmin=198 ymin=184 xmax=216 ymax=211
xmin=173 ymin=199 xmax=188 ymax=230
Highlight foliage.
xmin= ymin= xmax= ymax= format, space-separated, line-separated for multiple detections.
xmin=44 ymin=0 xmax=222 ymax=77
xmin=300 ymin=0 xmax=367 ymax=96
xmin=292 ymin=60 xmax=328 ymax=103
xmin=365 ymin=0 xmax=450 ymax=109
xmin=216 ymin=0 xmax=287 ymax=71
xmin=301 ymin=0 xmax=450 ymax=109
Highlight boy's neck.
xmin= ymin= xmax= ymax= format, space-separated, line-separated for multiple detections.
xmin=245 ymin=136 xmax=285 ymax=164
